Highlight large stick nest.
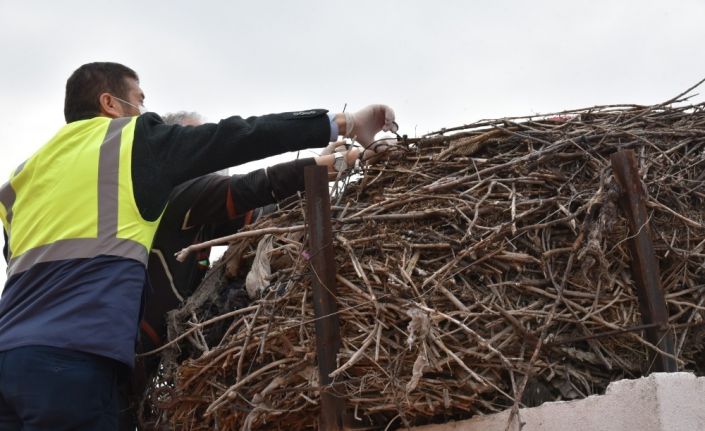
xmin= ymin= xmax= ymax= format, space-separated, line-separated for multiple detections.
xmin=144 ymin=98 xmax=705 ymax=430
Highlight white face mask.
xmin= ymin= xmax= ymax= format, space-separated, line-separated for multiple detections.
xmin=113 ymin=96 xmax=147 ymax=115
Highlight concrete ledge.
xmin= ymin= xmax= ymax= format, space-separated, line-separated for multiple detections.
xmin=409 ymin=373 xmax=705 ymax=431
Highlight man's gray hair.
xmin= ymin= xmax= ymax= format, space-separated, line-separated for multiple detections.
xmin=162 ymin=111 xmax=203 ymax=126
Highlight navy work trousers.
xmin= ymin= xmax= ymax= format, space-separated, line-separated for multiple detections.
xmin=0 ymin=346 xmax=120 ymax=431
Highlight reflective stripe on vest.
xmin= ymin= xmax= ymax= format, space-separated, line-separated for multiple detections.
xmin=0 ymin=161 xmax=25 ymax=241
xmin=2 ymin=117 xmax=152 ymax=278
xmin=0 ymin=180 xmax=16 ymax=237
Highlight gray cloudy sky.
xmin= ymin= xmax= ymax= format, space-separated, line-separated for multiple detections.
xmin=1 ymin=0 xmax=705 ymax=286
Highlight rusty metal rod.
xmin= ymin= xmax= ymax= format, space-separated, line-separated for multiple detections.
xmin=304 ymin=165 xmax=345 ymax=430
xmin=610 ymin=149 xmax=677 ymax=372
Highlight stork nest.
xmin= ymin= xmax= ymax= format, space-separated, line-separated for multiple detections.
xmin=142 ymin=97 xmax=705 ymax=430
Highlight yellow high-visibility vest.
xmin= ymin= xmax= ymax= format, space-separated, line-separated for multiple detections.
xmin=0 ymin=116 xmax=162 ymax=278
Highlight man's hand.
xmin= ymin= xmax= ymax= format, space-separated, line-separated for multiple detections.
xmin=320 ymin=140 xmax=346 ymax=156
xmin=358 ymin=136 xmax=399 ymax=164
xmin=345 ymin=104 xmax=397 ymax=147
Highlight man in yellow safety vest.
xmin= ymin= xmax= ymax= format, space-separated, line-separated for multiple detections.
xmin=0 ymin=62 xmax=396 ymax=430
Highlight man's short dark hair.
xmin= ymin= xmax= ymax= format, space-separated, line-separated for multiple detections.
xmin=64 ymin=62 xmax=139 ymax=123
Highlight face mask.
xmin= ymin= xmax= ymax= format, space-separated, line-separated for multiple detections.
xmin=113 ymin=96 xmax=147 ymax=115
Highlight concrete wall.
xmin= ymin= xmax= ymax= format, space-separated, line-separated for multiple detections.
xmin=409 ymin=373 xmax=705 ymax=431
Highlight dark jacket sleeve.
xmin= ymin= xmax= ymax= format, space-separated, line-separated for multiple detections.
xmin=228 ymin=158 xmax=317 ymax=215
xmin=159 ymin=157 xmax=317 ymax=232
xmin=131 ymin=110 xmax=330 ymax=221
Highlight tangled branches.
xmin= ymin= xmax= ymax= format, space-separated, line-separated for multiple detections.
xmin=147 ymin=100 xmax=705 ymax=430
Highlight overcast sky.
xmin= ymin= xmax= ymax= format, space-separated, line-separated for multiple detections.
xmin=2 ymin=0 xmax=705 ymax=287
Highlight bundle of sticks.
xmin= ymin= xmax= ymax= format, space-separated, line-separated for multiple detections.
xmin=145 ymin=96 xmax=705 ymax=430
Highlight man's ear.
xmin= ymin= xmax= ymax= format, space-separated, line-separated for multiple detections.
xmin=98 ymin=93 xmax=122 ymax=118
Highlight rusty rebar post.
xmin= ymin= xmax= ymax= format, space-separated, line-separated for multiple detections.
xmin=304 ymin=165 xmax=345 ymax=430
xmin=610 ymin=149 xmax=677 ymax=372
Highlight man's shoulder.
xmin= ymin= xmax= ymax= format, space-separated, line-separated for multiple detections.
xmin=159 ymin=174 xmax=230 ymax=229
